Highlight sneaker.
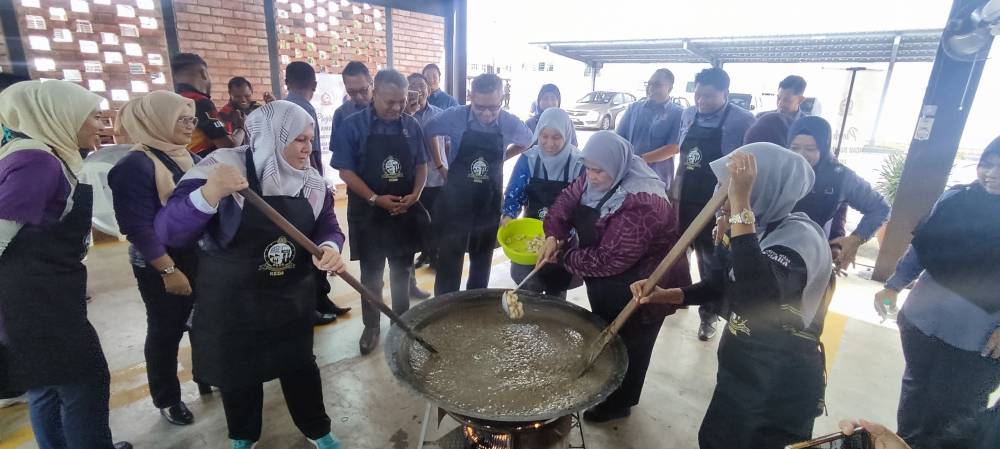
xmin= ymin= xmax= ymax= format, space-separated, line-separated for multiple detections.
xmin=231 ymin=439 xmax=257 ymax=449
xmin=309 ymin=433 xmax=342 ymax=449
xmin=160 ymin=401 xmax=194 ymax=426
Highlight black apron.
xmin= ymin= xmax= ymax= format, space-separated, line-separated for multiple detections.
xmin=678 ymin=105 xmax=732 ymax=235
xmin=793 ymin=163 xmax=846 ymax=230
xmin=524 ymin=154 xmax=574 ymax=220
xmin=0 ymin=160 xmax=109 ymax=393
xmin=699 ymin=233 xmax=828 ymax=449
xmin=571 ymin=185 xmax=660 ymax=409
xmin=434 ymin=112 xmax=504 ymax=236
xmin=345 ymin=130 xmax=423 ymax=261
xmin=191 ymin=152 xmax=317 ymax=389
xmin=148 ymin=148 xmax=199 ymax=273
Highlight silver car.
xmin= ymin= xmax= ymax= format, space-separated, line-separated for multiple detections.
xmin=565 ymin=91 xmax=637 ymax=130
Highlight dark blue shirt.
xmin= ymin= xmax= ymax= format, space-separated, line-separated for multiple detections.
xmin=427 ymin=89 xmax=459 ymax=110
xmin=616 ymin=99 xmax=683 ymax=185
xmin=330 ymin=107 xmax=427 ymax=187
xmin=422 ymin=106 xmax=532 ymax=165
xmin=329 ymin=100 xmax=368 ymax=155
xmin=284 ymin=91 xmax=324 ymax=175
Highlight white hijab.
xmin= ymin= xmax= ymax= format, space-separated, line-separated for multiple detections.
xmin=580 ymin=131 xmax=667 ymax=217
xmin=710 ymin=142 xmax=833 ymax=328
xmin=183 ymin=100 xmax=327 ymax=217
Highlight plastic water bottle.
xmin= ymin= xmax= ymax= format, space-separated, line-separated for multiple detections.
xmin=875 ymin=298 xmax=899 ymax=323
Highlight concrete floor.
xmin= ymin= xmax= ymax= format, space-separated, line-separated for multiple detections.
xmin=0 ymin=215 xmax=911 ymax=449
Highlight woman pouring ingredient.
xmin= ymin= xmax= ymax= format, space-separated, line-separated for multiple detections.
xmin=632 ymin=142 xmax=834 ymax=449
xmin=502 ymin=108 xmax=584 ymax=296
xmin=155 ymin=101 xmax=345 ymax=449
xmin=536 ymin=131 xmax=690 ymax=422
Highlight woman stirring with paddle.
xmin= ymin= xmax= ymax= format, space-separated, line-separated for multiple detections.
xmin=536 ymin=130 xmax=690 ymax=422
xmin=632 ymin=142 xmax=834 ymax=449
xmin=155 ymin=101 xmax=344 ymax=449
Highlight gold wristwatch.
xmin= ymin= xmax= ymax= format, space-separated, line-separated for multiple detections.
xmin=728 ymin=209 xmax=756 ymax=225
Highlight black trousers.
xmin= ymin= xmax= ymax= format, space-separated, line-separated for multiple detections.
xmin=360 ymin=253 xmax=414 ymax=329
xmin=692 ymin=230 xmax=722 ymax=323
xmin=897 ymin=312 xmax=1000 ymax=449
xmin=435 ymin=225 xmax=498 ymax=295
xmin=132 ymin=264 xmax=194 ymax=409
xmin=314 ymin=268 xmax=335 ymax=315
xmin=418 ymin=187 xmax=442 ymax=264
xmin=220 ymin=361 xmax=330 ymax=441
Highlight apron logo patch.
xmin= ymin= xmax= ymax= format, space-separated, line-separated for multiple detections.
xmin=538 ymin=207 xmax=549 ymax=220
xmin=728 ymin=312 xmax=752 ymax=336
xmin=259 ymin=236 xmax=296 ymax=276
xmin=686 ymin=147 xmax=702 ymax=171
xmin=382 ymin=155 xmax=403 ymax=182
xmin=469 ymin=157 xmax=490 ymax=183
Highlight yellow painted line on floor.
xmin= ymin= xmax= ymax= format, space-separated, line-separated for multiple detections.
xmin=819 ymin=311 xmax=849 ymax=369
xmin=0 ymin=425 xmax=34 ymax=449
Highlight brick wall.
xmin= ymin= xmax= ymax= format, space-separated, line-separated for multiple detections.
xmin=0 ymin=18 xmax=9 ymax=72
xmin=172 ymin=0 xmax=272 ymax=103
xmin=274 ymin=0 xmax=386 ymax=81
xmin=391 ymin=9 xmax=444 ymax=77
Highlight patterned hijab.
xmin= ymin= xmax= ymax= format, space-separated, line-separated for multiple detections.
xmin=183 ymin=100 xmax=327 ymax=217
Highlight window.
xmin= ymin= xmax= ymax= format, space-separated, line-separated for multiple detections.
xmin=537 ymin=62 xmax=545 ymax=71
xmin=291 ymin=3 xmax=302 ymax=13
xmin=139 ymin=17 xmax=157 ymax=30
xmin=120 ymin=24 xmax=140 ymax=37
xmin=117 ymin=5 xmax=136 ymax=18
xmin=76 ymin=20 xmax=94 ymax=34
xmin=22 ymin=0 xmax=41 ymax=7
xmin=124 ymin=43 xmax=143 ymax=57
xmin=130 ymin=81 xmax=149 ymax=93
xmin=150 ymin=72 xmax=166 ymax=85
xmin=29 ymin=36 xmax=51 ymax=51
xmin=104 ymin=52 xmax=124 ymax=64
xmin=305 ymin=13 xmax=315 ymax=23
xmin=147 ymin=53 xmax=163 ymax=66
xmin=34 ymin=57 xmax=56 ymax=71
xmin=53 ymin=29 xmax=73 ymax=43
xmin=62 ymin=69 xmax=83 ymax=82
xmin=306 ymin=27 xmax=316 ymax=38
xmin=84 ymin=60 xmax=103 ymax=73
xmin=137 ymin=0 xmax=156 ymax=10
xmin=70 ymin=0 xmax=89 ymax=13
xmin=101 ymin=33 xmax=119 ymax=46
xmin=93 ymin=0 xmax=111 ymax=4
xmin=49 ymin=7 xmax=68 ymax=21
xmin=111 ymin=89 xmax=129 ymax=102
xmin=26 ymin=15 xmax=46 ymax=30
xmin=79 ymin=40 xmax=99 ymax=54
xmin=128 ymin=63 xmax=145 ymax=74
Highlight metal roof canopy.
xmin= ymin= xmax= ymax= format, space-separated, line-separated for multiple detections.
xmin=533 ymin=29 xmax=943 ymax=65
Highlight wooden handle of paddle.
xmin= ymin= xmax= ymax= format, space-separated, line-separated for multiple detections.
xmin=238 ymin=188 xmax=439 ymax=353
xmin=602 ymin=185 xmax=730 ymax=338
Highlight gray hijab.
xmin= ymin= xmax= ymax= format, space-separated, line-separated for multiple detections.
xmin=581 ymin=131 xmax=667 ymax=217
xmin=710 ymin=142 xmax=833 ymax=328
xmin=524 ymin=108 xmax=583 ymax=180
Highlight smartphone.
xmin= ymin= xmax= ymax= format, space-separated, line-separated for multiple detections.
xmin=785 ymin=428 xmax=873 ymax=449
xmin=407 ymin=90 xmax=420 ymax=105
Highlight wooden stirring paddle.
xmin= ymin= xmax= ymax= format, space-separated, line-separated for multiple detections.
xmin=239 ymin=188 xmax=439 ymax=354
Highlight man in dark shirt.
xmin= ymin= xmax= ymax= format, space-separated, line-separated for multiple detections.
xmin=171 ymin=53 xmax=235 ymax=155
xmin=218 ymin=76 xmax=265 ymax=145
xmin=423 ymin=63 xmax=459 ymax=110
xmin=329 ymin=61 xmax=374 ymax=157
xmin=757 ymin=75 xmax=808 ymax=125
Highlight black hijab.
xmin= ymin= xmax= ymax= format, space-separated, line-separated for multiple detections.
xmin=536 ymin=84 xmax=562 ymax=109
xmin=745 ymin=112 xmax=790 ymax=147
xmin=911 ymin=137 xmax=1000 ymax=313
xmin=788 ymin=116 xmax=833 ymax=167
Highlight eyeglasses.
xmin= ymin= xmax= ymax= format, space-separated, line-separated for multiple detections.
xmin=346 ymin=86 xmax=371 ymax=96
xmin=177 ymin=116 xmax=199 ymax=126
xmin=471 ymin=103 xmax=502 ymax=114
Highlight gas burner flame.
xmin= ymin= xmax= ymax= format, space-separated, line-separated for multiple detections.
xmin=463 ymin=425 xmax=512 ymax=449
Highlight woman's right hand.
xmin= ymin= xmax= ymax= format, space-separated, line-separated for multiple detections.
xmin=838 ymin=419 xmax=911 ymax=449
xmin=536 ymin=236 xmax=560 ymax=267
xmin=202 ymin=164 xmax=249 ymax=207
xmin=163 ymin=270 xmax=193 ymax=296
xmin=630 ymin=279 xmax=684 ymax=305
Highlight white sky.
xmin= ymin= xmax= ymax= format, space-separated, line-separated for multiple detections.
xmin=463 ymin=0 xmax=998 ymax=151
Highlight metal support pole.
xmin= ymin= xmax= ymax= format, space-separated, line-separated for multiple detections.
xmin=454 ymin=0 xmax=468 ymax=104
xmin=835 ymin=67 xmax=863 ymax=158
xmin=385 ymin=5 xmax=394 ymax=69
xmin=872 ymin=0 xmax=993 ymax=281
xmin=443 ymin=1 xmax=455 ymax=96
xmin=0 ymin=0 xmax=29 ymax=77
xmin=159 ymin=0 xmax=181 ymax=59
xmin=263 ymin=0 xmax=283 ymax=98
xmin=869 ymin=35 xmax=902 ymax=147
xmin=590 ymin=64 xmax=598 ymax=91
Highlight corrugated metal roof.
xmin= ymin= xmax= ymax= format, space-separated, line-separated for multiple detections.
xmin=533 ymin=29 xmax=943 ymax=65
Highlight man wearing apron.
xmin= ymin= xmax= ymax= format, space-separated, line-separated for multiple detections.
xmin=423 ymin=74 xmax=532 ymax=294
xmin=332 ymin=69 xmax=428 ymax=355
xmin=673 ymin=67 xmax=756 ymax=341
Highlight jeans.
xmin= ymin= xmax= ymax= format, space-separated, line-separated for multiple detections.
xmin=435 ymin=225 xmax=498 ymax=295
xmin=133 ymin=264 xmax=194 ymax=408
xmin=896 ymin=311 xmax=1000 ymax=449
xmin=360 ymin=253 xmax=414 ymax=329
xmin=220 ymin=362 xmax=330 ymax=441
xmin=27 ymin=377 xmax=115 ymax=449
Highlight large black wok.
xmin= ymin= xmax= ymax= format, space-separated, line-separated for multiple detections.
xmin=384 ymin=289 xmax=628 ymax=422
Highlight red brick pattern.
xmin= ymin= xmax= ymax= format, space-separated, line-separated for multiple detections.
xmin=390 ymin=9 xmax=444 ymax=77
xmin=172 ymin=0 xmax=273 ymax=103
xmin=11 ymin=0 xmax=172 ymax=106
xmin=0 ymin=18 xmax=9 ymax=72
xmin=275 ymin=0 xmax=386 ymax=77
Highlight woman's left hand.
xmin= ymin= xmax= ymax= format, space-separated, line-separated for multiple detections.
xmin=983 ymin=327 xmax=1000 ymax=359
xmin=313 ymin=246 xmax=346 ymax=273
xmin=727 ymin=151 xmax=757 ymax=202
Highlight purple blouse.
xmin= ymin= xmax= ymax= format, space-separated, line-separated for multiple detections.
xmin=154 ymin=178 xmax=345 ymax=252
xmin=0 ymin=149 xmax=71 ymax=225
xmin=108 ymin=152 xmax=171 ymax=263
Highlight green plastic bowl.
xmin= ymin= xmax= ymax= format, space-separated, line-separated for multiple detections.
xmin=497 ymin=218 xmax=545 ymax=265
